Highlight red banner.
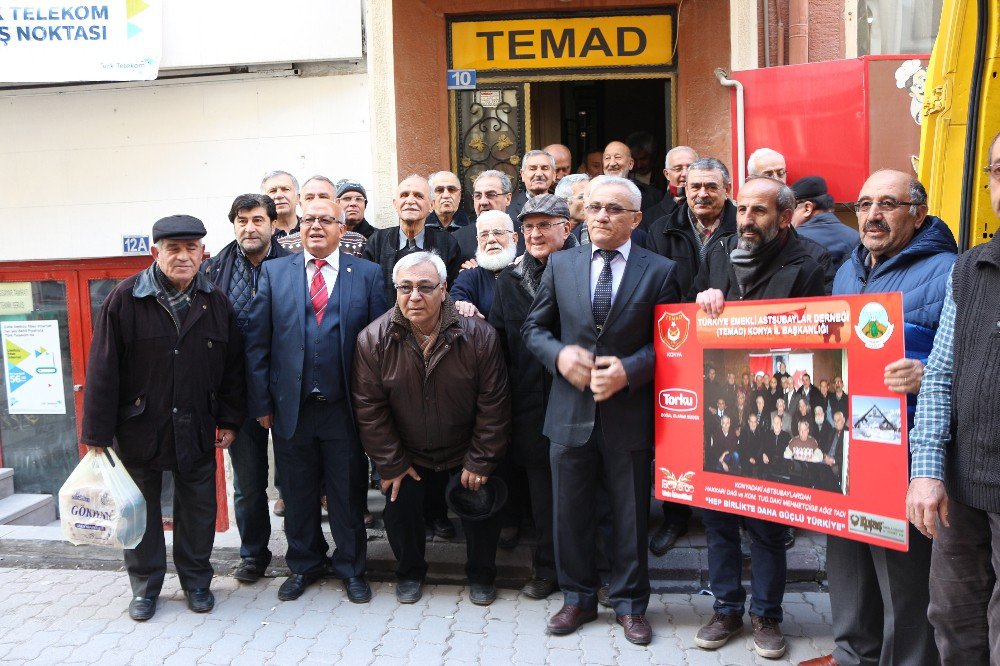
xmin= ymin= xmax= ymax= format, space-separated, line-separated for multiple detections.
xmin=654 ymin=294 xmax=910 ymax=551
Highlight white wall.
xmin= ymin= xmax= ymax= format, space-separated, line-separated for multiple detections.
xmin=0 ymin=71 xmax=374 ymax=260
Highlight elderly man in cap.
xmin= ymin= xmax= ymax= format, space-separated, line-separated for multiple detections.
xmin=489 ymin=194 xmax=572 ymax=600
xmin=451 ymin=210 xmax=519 ymax=321
xmin=82 ymin=215 xmax=246 ymax=621
xmin=790 ymin=175 xmax=859 ymax=280
xmin=336 ymin=181 xmax=377 ymax=239
xmin=353 ymin=251 xmax=510 ymax=606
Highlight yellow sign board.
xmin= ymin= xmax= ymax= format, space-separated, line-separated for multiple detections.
xmin=0 ymin=282 xmax=33 ymax=316
xmin=450 ymin=14 xmax=674 ymax=71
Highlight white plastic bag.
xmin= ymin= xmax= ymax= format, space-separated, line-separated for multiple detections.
xmin=58 ymin=448 xmax=146 ymax=549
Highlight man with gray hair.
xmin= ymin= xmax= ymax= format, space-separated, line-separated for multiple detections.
xmin=451 ymin=210 xmax=518 ymax=320
xmin=647 ymin=145 xmax=700 ymax=225
xmin=455 ymin=168 xmax=516 ymax=262
xmin=507 ymin=150 xmax=557 ymax=221
xmin=426 ymin=170 xmax=472 ymax=233
xmin=747 ymin=148 xmax=788 ymax=183
xmin=353 ymin=251 xmax=510 ymax=606
xmin=691 ymin=176 xmax=826 ymax=659
xmin=261 ymin=170 xmax=301 ymax=240
xmin=555 ymin=174 xmax=590 ymax=240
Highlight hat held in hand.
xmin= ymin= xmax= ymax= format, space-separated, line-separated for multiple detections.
xmin=445 ymin=473 xmax=508 ymax=522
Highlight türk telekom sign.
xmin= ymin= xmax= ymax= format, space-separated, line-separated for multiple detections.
xmin=0 ymin=0 xmax=161 ymax=83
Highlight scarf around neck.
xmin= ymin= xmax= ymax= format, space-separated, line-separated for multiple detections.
xmin=729 ymin=229 xmax=789 ymax=297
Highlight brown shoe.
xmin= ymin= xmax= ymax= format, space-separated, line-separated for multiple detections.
xmin=750 ymin=614 xmax=786 ymax=659
xmin=273 ymin=498 xmax=285 ymax=517
xmin=694 ymin=612 xmax=743 ymax=649
xmin=617 ymin=614 xmax=652 ymax=645
xmin=798 ymin=656 xmax=837 ymax=666
xmin=597 ymin=583 xmax=611 ymax=608
xmin=547 ymin=604 xmax=598 ymax=635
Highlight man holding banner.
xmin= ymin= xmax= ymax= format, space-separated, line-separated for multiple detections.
xmin=691 ymin=176 xmax=825 ymax=659
xmin=802 ymin=169 xmax=957 ymax=666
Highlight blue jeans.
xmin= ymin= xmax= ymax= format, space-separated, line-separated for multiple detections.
xmin=228 ymin=418 xmax=273 ymax=560
xmin=702 ymin=509 xmax=786 ymax=620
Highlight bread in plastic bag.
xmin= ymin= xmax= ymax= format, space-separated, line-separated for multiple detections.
xmin=58 ymin=448 xmax=147 ymax=549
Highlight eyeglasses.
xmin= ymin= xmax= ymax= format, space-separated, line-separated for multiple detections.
xmin=394 ymin=283 xmax=440 ymax=295
xmin=477 ymin=229 xmax=513 ymax=241
xmin=338 ymin=195 xmax=366 ymax=204
xmin=852 ymin=199 xmax=922 ymax=214
xmin=983 ymin=163 xmax=1000 ymax=179
xmin=301 ymin=216 xmax=342 ymax=227
xmin=521 ymin=221 xmax=565 ymax=234
xmin=473 ymin=191 xmax=505 ymax=200
xmin=584 ymin=203 xmax=639 ymax=216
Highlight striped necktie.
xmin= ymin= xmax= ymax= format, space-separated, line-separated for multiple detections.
xmin=310 ymin=259 xmax=328 ymax=325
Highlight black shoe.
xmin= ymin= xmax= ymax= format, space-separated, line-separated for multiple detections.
xmin=470 ymin=583 xmax=497 ymax=606
xmin=498 ymin=526 xmax=520 ymax=550
xmin=396 ymin=579 xmax=423 ymax=604
xmin=784 ymin=527 xmax=797 ymax=550
xmin=521 ymin=578 xmax=558 ymax=600
xmin=597 ymin=583 xmax=612 ymax=609
xmin=128 ymin=596 xmax=157 ymax=621
xmin=649 ymin=524 xmax=688 ymax=557
xmin=278 ymin=573 xmax=320 ymax=601
xmin=343 ymin=576 xmax=372 ymax=604
xmin=185 ymin=588 xmax=215 ymax=613
xmin=430 ymin=517 xmax=456 ymax=539
xmin=233 ymin=556 xmax=271 ymax=583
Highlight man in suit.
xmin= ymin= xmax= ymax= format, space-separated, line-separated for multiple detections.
xmin=522 ymin=175 xmax=681 ymax=646
xmin=246 ymin=197 xmax=386 ymax=603
xmin=507 ymin=150 xmax=557 ymax=221
xmin=821 ymin=410 xmax=848 ymax=493
xmin=793 ymin=373 xmax=823 ymax=411
xmin=364 ymin=175 xmax=461 ymax=309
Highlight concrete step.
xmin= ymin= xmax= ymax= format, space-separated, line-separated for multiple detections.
xmin=0 ymin=493 xmax=56 ymax=526
xmin=0 ymin=469 xmax=13 ymax=500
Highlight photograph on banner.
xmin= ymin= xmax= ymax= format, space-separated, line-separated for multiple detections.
xmin=654 ymin=294 xmax=910 ymax=551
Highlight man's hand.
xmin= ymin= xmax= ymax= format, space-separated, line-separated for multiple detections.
xmin=215 ymin=428 xmax=237 ymax=449
xmin=907 ymin=477 xmax=950 ymax=539
xmin=455 ymin=300 xmax=484 ymax=319
xmin=461 ymin=258 xmax=479 ymax=270
xmin=557 ymin=345 xmax=595 ymax=391
xmin=884 ymin=358 xmax=924 ymax=395
xmin=762 ymin=454 xmax=770 ymax=465
xmin=590 ymin=356 xmax=628 ymax=401
xmin=461 ymin=468 xmax=489 ymax=492
xmin=256 ymin=414 xmax=273 ymax=429
xmin=823 ymin=455 xmax=836 ymax=467
xmin=381 ymin=467 xmax=421 ymax=502
xmin=696 ymin=288 xmax=726 ymax=317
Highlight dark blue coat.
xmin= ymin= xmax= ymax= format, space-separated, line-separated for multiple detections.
xmin=450 ymin=266 xmax=500 ymax=319
xmin=832 ymin=216 xmax=957 ymax=426
xmin=796 ymin=211 xmax=860 ymax=280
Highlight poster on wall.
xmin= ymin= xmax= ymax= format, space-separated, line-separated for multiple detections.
xmin=654 ymin=294 xmax=910 ymax=551
xmin=2 ymin=320 xmax=67 ymax=415
xmin=0 ymin=0 xmax=161 ymax=83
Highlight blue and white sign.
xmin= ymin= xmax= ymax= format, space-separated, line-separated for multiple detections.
xmin=121 ymin=235 xmax=151 ymax=256
xmin=446 ymin=68 xmax=477 ymax=90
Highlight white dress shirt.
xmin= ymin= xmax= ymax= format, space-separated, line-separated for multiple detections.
xmin=589 ymin=239 xmax=631 ymax=304
xmin=303 ymin=248 xmax=340 ymax=298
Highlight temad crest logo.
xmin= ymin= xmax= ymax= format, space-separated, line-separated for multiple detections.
xmin=658 ymin=311 xmax=690 ymax=351
xmin=854 ymin=302 xmax=894 ymax=349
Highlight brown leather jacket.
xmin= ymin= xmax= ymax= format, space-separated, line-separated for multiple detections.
xmin=351 ymin=297 xmax=510 ymax=479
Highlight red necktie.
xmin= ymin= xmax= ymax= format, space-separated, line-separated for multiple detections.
xmin=310 ymin=259 xmax=328 ymax=324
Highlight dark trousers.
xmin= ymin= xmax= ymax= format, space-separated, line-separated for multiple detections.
xmin=827 ymin=527 xmax=936 ymax=665
xmin=659 ymin=500 xmax=693 ymax=528
xmin=524 ymin=460 xmax=556 ymax=581
xmin=550 ymin=424 xmax=651 ymax=616
xmin=928 ymin=498 xmax=1000 ymax=665
xmin=228 ymin=418 xmax=272 ymax=560
xmin=272 ymin=399 xmax=367 ymax=578
xmin=702 ymin=510 xmax=786 ymax=620
xmin=382 ymin=465 xmax=501 ymax=584
xmin=124 ymin=461 xmax=216 ymax=598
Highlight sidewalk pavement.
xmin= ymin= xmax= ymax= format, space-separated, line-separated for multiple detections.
xmin=0 ymin=567 xmax=833 ymax=665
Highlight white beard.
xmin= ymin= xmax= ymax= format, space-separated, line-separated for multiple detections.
xmin=476 ymin=244 xmax=517 ymax=271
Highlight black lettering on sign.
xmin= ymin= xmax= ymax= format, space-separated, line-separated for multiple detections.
xmin=617 ymin=27 xmax=646 ymax=56
xmin=508 ymin=29 xmax=533 ymax=60
xmin=540 ymin=28 xmax=574 ymax=58
xmin=476 ymin=31 xmax=504 ymax=60
xmin=579 ymin=27 xmax=612 ymax=58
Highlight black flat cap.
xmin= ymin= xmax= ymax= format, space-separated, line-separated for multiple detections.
xmin=518 ymin=193 xmax=570 ymax=222
xmin=791 ymin=176 xmax=828 ymax=201
xmin=336 ymin=180 xmax=367 ymax=200
xmin=152 ymin=215 xmax=207 ymax=242
xmin=445 ymin=473 xmax=508 ymax=522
